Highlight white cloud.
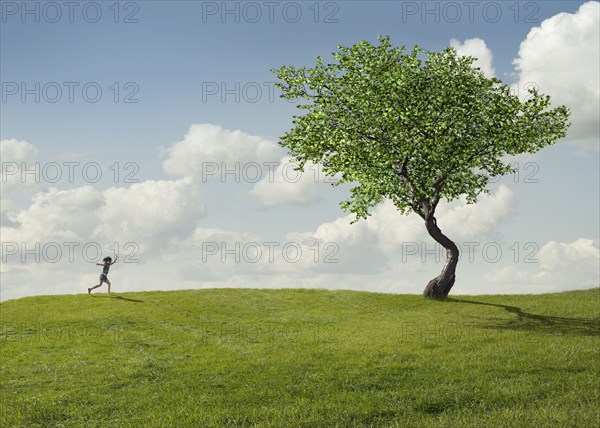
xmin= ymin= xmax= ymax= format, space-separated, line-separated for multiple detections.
xmin=483 ymin=238 xmax=600 ymax=293
xmin=161 ymin=123 xmax=282 ymax=177
xmin=435 ymin=184 xmax=513 ymax=241
xmin=3 ymin=186 xmax=104 ymax=243
xmin=1 ymin=199 xmax=19 ymax=227
xmin=250 ymin=156 xmax=337 ymax=206
xmin=170 ymin=226 xmax=259 ymax=251
xmin=296 ymin=184 xmax=514 ymax=254
xmin=512 ymin=1 xmax=600 ymax=149
xmin=164 ymin=226 xmax=263 ymax=281
xmin=450 ymin=37 xmax=495 ymax=78
xmin=0 ymin=139 xmax=42 ymax=194
xmin=166 ymin=225 xmax=357 ymax=278
xmin=265 ymin=184 xmax=516 ymax=292
xmin=95 ymin=178 xmax=202 ymax=243
xmin=538 ymin=238 xmax=599 ymax=270
xmin=0 ymin=138 xmax=38 ymax=162
xmin=1 ymin=178 xmax=203 ymax=261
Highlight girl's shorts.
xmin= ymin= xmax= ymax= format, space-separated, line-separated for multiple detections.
xmin=99 ymin=274 xmax=109 ymax=283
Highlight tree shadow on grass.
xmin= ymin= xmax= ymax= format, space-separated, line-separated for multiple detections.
xmin=445 ymin=298 xmax=600 ymax=337
xmin=92 ymin=293 xmax=143 ymax=303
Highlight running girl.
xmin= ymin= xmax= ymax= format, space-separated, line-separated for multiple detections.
xmin=88 ymin=255 xmax=118 ymax=295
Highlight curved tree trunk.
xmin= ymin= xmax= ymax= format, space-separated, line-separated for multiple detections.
xmin=422 ymin=216 xmax=459 ymax=299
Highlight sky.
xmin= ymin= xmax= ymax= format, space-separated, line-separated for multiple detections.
xmin=1 ymin=0 xmax=598 ymax=301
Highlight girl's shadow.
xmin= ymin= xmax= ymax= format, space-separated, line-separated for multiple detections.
xmin=92 ymin=293 xmax=143 ymax=303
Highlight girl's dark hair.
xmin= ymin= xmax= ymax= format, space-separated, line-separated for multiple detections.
xmin=103 ymin=256 xmax=112 ymax=263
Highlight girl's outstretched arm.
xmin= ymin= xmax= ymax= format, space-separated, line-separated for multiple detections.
xmin=112 ymin=255 xmax=118 ymax=264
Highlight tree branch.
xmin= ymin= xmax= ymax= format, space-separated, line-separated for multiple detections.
xmin=396 ymin=157 xmax=427 ymax=220
xmin=432 ymin=140 xmax=496 ymax=194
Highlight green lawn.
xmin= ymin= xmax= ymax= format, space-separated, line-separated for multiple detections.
xmin=1 ymin=288 xmax=599 ymax=427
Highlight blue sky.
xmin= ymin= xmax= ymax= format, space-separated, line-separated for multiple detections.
xmin=1 ymin=1 xmax=598 ymax=301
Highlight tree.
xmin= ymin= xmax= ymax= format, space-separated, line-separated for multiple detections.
xmin=272 ymin=36 xmax=571 ymax=298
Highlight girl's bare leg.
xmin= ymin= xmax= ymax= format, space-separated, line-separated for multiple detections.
xmin=89 ymin=281 xmax=103 ymax=294
xmin=106 ymin=279 xmax=112 ymax=294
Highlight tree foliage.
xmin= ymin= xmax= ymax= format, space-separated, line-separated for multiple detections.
xmin=273 ymin=36 xmax=570 ymax=223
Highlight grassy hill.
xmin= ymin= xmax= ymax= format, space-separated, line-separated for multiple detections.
xmin=1 ymin=288 xmax=599 ymax=427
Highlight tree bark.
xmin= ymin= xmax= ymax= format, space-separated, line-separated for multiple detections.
xmin=422 ymin=216 xmax=459 ymax=299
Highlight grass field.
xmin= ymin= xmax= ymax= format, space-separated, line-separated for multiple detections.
xmin=1 ymin=288 xmax=599 ymax=427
